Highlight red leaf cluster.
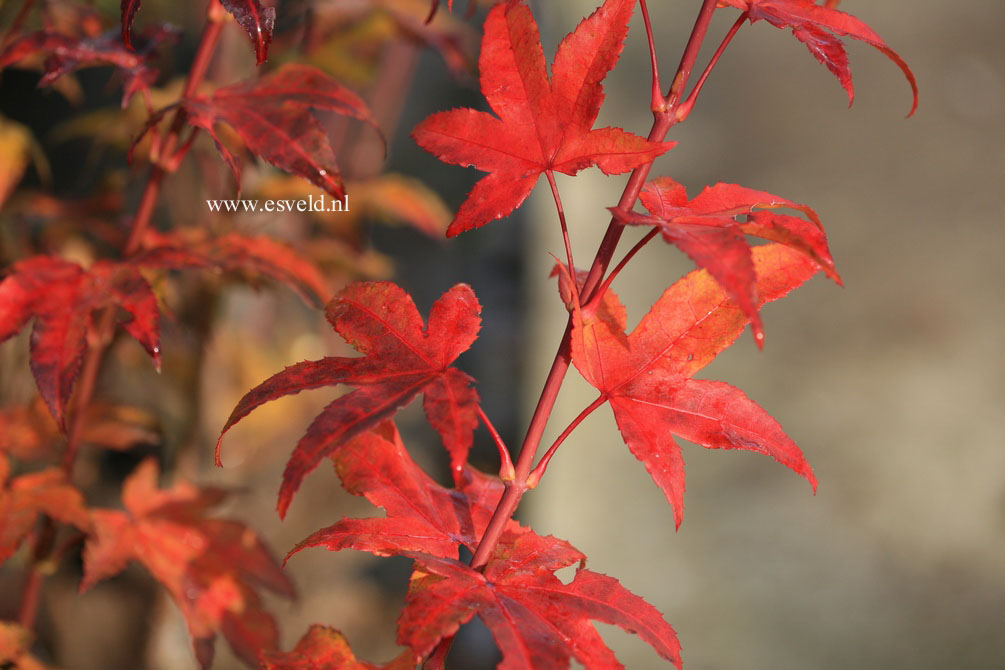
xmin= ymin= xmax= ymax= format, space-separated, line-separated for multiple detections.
xmin=284 ymin=422 xmax=682 ymax=669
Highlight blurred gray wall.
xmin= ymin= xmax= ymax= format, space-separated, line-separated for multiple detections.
xmin=523 ymin=2 xmax=1005 ymax=668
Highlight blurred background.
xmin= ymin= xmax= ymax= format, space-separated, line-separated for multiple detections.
xmin=1 ymin=0 xmax=1002 ymax=668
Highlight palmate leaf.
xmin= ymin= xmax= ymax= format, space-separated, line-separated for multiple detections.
xmin=286 ymin=423 xmax=680 ymax=669
xmin=570 ymin=244 xmax=821 ymax=528
xmin=286 ymin=421 xmax=505 ymax=563
xmin=0 ymin=257 xmax=160 ymax=429
xmin=412 ymin=0 xmax=672 ymax=236
xmin=718 ymin=0 xmax=918 ymax=115
xmin=402 ymin=532 xmax=682 ymax=670
xmin=216 ymin=281 xmax=483 ymax=518
xmin=81 ymin=459 xmax=294 ymax=669
xmin=0 ymin=25 xmax=178 ymax=107
xmin=121 ymin=0 xmax=275 ymax=65
xmin=614 ymin=176 xmax=841 ymax=345
xmin=161 ymin=64 xmax=380 ymax=199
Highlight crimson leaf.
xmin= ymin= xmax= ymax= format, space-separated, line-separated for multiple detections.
xmin=401 ymin=532 xmax=682 ymax=669
xmin=176 ymin=64 xmax=380 ymax=199
xmin=412 ymin=0 xmax=673 ymax=236
xmin=570 ymin=244 xmax=821 ymax=528
xmin=0 ymin=257 xmax=160 ymax=429
xmin=216 ymin=282 xmax=482 ymax=518
xmin=287 ymin=421 xmax=506 ymax=563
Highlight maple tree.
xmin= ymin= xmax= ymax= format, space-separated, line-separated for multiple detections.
xmin=0 ymin=0 xmax=916 ymax=668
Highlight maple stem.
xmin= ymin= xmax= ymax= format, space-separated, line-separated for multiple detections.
xmin=468 ymin=0 xmax=725 ymax=576
xmin=527 ymin=396 xmax=606 ymax=488
xmin=676 ymin=13 xmax=746 ymax=122
xmin=545 ymin=170 xmax=579 ymax=303
xmin=477 ymin=406 xmax=514 ymax=481
xmin=587 ymin=228 xmax=659 ymax=312
xmin=19 ymin=3 xmax=227 ymax=632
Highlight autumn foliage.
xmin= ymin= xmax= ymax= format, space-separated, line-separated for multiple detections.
xmin=0 ymin=0 xmax=915 ymax=668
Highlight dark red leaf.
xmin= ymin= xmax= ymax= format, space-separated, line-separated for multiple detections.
xmin=412 ymin=0 xmax=673 ymax=236
xmin=718 ymin=0 xmax=918 ymax=115
xmin=570 ymin=245 xmax=821 ymax=528
xmin=400 ymin=532 xmax=682 ymax=669
xmin=181 ymin=64 xmax=380 ymax=199
xmin=216 ymin=282 xmax=482 ymax=517
xmin=0 ymin=257 xmax=160 ymax=428
xmin=614 ymin=176 xmax=840 ymax=345
xmin=0 ymin=27 xmax=177 ymax=107
xmin=81 ymin=459 xmax=293 ymax=669
xmin=220 ymin=0 xmax=277 ymax=66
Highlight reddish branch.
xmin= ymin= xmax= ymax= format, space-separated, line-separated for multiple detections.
xmin=467 ymin=0 xmax=726 ymax=574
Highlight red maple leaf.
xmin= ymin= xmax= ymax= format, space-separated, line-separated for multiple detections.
xmin=0 ymin=25 xmax=178 ymax=107
xmin=718 ymin=0 xmax=918 ymax=115
xmin=0 ymin=257 xmax=160 ymax=428
xmin=286 ymin=421 xmax=505 ymax=563
xmin=412 ymin=0 xmax=673 ymax=236
xmin=122 ymin=0 xmax=275 ymax=64
xmin=144 ymin=64 xmax=379 ymax=199
xmin=614 ymin=176 xmax=841 ymax=345
xmin=260 ymin=624 xmax=417 ymax=670
xmin=401 ymin=531 xmax=682 ymax=669
xmin=285 ymin=422 xmax=680 ymax=668
xmin=81 ymin=459 xmax=294 ymax=669
xmin=570 ymin=244 xmax=821 ymax=528
xmin=0 ymin=453 xmax=91 ymax=564
xmin=136 ymin=229 xmax=332 ymax=307
xmin=216 ymin=281 xmax=482 ymax=518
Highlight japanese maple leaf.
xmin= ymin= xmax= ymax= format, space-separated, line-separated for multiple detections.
xmin=401 ymin=531 xmax=682 ymax=669
xmin=718 ymin=0 xmax=918 ymax=115
xmin=136 ymin=229 xmax=332 ymax=307
xmin=216 ymin=281 xmax=482 ymax=518
xmin=570 ymin=244 xmax=820 ymax=528
xmin=152 ymin=64 xmax=379 ymax=199
xmin=122 ymin=0 xmax=275 ymax=64
xmin=0 ymin=26 xmax=178 ymax=107
xmin=81 ymin=459 xmax=294 ymax=669
xmin=0 ymin=256 xmax=160 ymax=428
xmin=260 ymin=625 xmax=417 ymax=670
xmin=0 ymin=454 xmax=91 ymax=564
xmin=614 ymin=176 xmax=841 ymax=345
xmin=412 ymin=0 xmax=673 ymax=236
xmin=287 ymin=421 xmax=506 ymax=564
